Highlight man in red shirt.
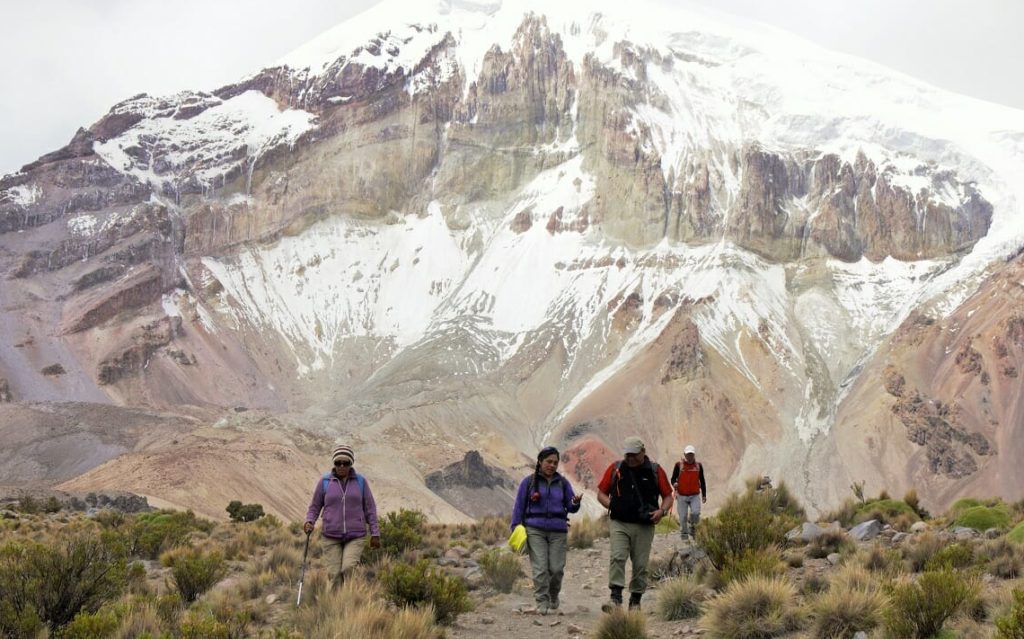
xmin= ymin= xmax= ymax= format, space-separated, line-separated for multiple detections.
xmin=670 ymin=444 xmax=707 ymax=542
xmin=596 ymin=436 xmax=673 ymax=612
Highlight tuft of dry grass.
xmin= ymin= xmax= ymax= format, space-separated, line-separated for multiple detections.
xmin=807 ymin=529 xmax=855 ymax=559
xmin=829 ymin=563 xmax=886 ymax=594
xmin=656 ymin=576 xmax=707 ymax=621
xmin=808 ymin=585 xmax=887 ymax=639
xmin=569 ymin=515 xmax=610 ymax=549
xmin=594 ymin=608 xmax=649 ymax=639
xmin=702 ymin=576 xmax=804 ymax=639
xmin=902 ymin=531 xmax=945 ymax=572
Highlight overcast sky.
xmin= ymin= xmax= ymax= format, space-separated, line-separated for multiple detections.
xmin=2 ymin=0 xmax=1022 ymax=176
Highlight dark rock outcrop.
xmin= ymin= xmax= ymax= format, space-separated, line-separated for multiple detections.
xmin=425 ymin=450 xmax=517 ymax=519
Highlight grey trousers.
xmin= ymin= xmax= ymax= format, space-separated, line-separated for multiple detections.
xmin=526 ymin=527 xmax=568 ymax=605
xmin=676 ymin=494 xmax=702 ymax=536
xmin=608 ymin=519 xmax=655 ymax=594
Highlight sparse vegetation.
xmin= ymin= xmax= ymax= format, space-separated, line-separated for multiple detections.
xmin=6 ymin=481 xmax=1024 ymax=638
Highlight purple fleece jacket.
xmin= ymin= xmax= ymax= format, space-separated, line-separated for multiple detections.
xmin=510 ymin=472 xmax=581 ymax=532
xmin=305 ymin=471 xmax=380 ymax=542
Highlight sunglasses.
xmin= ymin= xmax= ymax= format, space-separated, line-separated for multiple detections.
xmin=333 ymin=460 xmax=352 ymax=467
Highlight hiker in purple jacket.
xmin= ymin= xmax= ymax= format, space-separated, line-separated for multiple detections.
xmin=304 ymin=444 xmax=380 ymax=587
xmin=511 ymin=446 xmax=582 ymax=614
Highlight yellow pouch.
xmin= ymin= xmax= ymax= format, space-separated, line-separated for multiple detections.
xmin=508 ymin=524 xmax=527 ymax=553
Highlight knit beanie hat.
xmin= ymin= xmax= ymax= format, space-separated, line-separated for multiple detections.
xmin=332 ymin=445 xmax=354 ymax=464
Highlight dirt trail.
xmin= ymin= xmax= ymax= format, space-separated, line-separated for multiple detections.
xmin=451 ymin=532 xmax=703 ymax=639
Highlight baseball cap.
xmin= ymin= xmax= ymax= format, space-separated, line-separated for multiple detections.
xmin=684 ymin=445 xmax=696 ymax=455
xmin=623 ymin=436 xmax=645 ymax=454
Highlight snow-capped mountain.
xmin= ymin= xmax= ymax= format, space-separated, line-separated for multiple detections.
xmin=1 ymin=0 xmax=1022 ymax=518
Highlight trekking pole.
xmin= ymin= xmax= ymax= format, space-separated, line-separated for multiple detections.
xmin=296 ymin=530 xmax=312 ymax=606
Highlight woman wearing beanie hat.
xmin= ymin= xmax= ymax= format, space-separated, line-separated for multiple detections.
xmin=510 ymin=446 xmax=583 ymax=615
xmin=304 ymin=445 xmax=381 ymax=587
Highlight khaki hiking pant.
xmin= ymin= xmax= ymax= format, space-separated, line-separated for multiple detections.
xmin=322 ymin=535 xmax=366 ymax=586
xmin=676 ymin=494 xmax=701 ymax=537
xmin=525 ymin=527 xmax=568 ymax=606
xmin=608 ymin=519 xmax=655 ymax=595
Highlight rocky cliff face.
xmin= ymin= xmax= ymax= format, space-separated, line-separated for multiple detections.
xmin=1 ymin=0 xmax=1022 ymax=518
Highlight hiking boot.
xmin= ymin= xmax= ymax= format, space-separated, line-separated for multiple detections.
xmin=628 ymin=592 xmax=642 ymax=611
xmin=600 ymin=587 xmax=623 ymax=613
xmin=538 ymin=602 xmax=550 ymax=615
xmin=549 ymin=596 xmax=560 ymax=611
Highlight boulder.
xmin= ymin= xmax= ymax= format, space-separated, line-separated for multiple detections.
xmin=849 ymin=519 xmax=882 ymax=541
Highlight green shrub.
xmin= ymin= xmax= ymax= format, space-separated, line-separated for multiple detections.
xmin=129 ymin=510 xmax=210 ymax=559
xmin=1009 ymin=522 xmax=1024 ymax=545
xmin=854 ymin=499 xmax=920 ymax=526
xmin=161 ymin=547 xmax=227 ymax=602
xmin=370 ymin=509 xmax=427 ymax=560
xmin=954 ymin=505 xmax=1011 ymax=531
xmin=17 ymin=495 xmax=41 ymax=514
xmin=703 ymin=576 xmax=804 ymax=639
xmin=479 ymin=549 xmax=522 ymax=593
xmin=0 ymin=528 xmax=128 ymax=634
xmin=380 ymin=559 xmax=471 ymax=625
xmin=179 ymin=608 xmax=230 ymax=639
xmin=809 ymin=586 xmax=886 ymax=639
xmin=61 ymin=608 xmax=120 ymax=638
xmin=948 ymin=497 xmax=997 ymax=516
xmin=657 ymin=576 xmax=706 ymax=620
xmin=719 ymin=547 xmax=786 ymax=587
xmin=885 ymin=569 xmax=980 ymax=638
xmin=225 ymin=501 xmax=265 ymax=523
xmin=925 ymin=542 xmax=976 ymax=571
xmin=569 ymin=516 xmax=609 ymax=549
xmin=594 ymin=608 xmax=649 ymax=639
xmin=696 ymin=489 xmax=795 ymax=571
xmin=996 ymin=588 xmax=1024 ymax=639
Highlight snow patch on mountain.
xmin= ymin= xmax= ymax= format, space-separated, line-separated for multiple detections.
xmin=94 ymin=91 xmax=316 ymax=192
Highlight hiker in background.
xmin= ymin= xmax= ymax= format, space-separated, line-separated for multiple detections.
xmin=510 ymin=446 xmax=583 ymax=615
xmin=597 ymin=436 xmax=673 ymax=612
xmin=670 ymin=444 xmax=707 ymax=542
xmin=304 ymin=444 xmax=381 ymax=588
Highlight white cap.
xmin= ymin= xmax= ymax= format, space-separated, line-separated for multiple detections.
xmin=684 ymin=445 xmax=696 ymax=455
